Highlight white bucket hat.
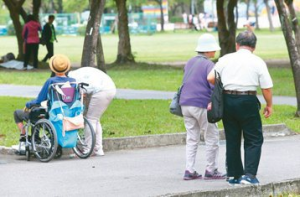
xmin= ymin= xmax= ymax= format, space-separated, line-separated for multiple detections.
xmin=195 ymin=34 xmax=221 ymax=52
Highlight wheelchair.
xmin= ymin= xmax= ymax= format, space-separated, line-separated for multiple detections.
xmin=15 ymin=82 xmax=96 ymax=162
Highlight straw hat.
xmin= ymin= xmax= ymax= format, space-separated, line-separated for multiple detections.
xmin=49 ymin=54 xmax=71 ymax=74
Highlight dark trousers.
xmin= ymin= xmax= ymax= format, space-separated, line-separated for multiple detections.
xmin=223 ymin=94 xmax=263 ymax=178
xmin=43 ymin=42 xmax=54 ymax=61
xmin=24 ymin=43 xmax=39 ymax=68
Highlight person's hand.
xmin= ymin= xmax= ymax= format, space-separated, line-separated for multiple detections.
xmin=207 ymin=102 xmax=212 ymax=111
xmin=263 ymin=106 xmax=272 ymax=118
xmin=23 ymin=107 xmax=30 ymax=112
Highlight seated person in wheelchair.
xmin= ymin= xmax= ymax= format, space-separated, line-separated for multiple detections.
xmin=13 ymin=54 xmax=75 ymax=141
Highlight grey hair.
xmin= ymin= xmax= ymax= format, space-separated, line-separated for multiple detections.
xmin=236 ymin=31 xmax=257 ymax=48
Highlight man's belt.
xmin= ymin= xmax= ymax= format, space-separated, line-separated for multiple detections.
xmin=223 ymin=90 xmax=257 ymax=95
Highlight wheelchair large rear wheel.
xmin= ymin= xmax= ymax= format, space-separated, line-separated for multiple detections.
xmin=72 ymin=117 xmax=95 ymax=159
xmin=32 ymin=119 xmax=58 ymax=162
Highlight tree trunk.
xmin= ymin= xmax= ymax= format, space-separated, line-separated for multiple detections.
xmin=170 ymin=2 xmax=182 ymax=18
xmin=159 ymin=0 xmax=164 ymax=32
xmin=20 ymin=7 xmax=27 ymax=22
xmin=246 ymin=0 xmax=250 ymax=20
xmin=264 ymin=0 xmax=274 ymax=31
xmin=198 ymin=0 xmax=204 ymax=13
xmin=3 ymin=0 xmax=26 ymax=60
xmin=57 ymin=0 xmax=63 ymax=13
xmin=235 ymin=3 xmax=239 ymax=29
xmin=254 ymin=0 xmax=260 ymax=30
xmin=154 ymin=0 xmax=164 ymax=32
xmin=96 ymin=0 xmax=106 ymax=72
xmin=81 ymin=0 xmax=103 ymax=67
xmin=274 ymin=0 xmax=300 ymax=116
xmin=33 ymin=0 xmax=41 ymax=21
xmin=285 ymin=0 xmax=300 ymax=53
xmin=115 ymin=0 xmax=135 ymax=64
xmin=217 ymin=0 xmax=237 ymax=57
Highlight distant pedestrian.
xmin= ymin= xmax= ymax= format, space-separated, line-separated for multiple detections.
xmin=207 ymin=30 xmax=273 ymax=186
xmin=180 ymin=34 xmax=225 ymax=180
xmin=182 ymin=12 xmax=188 ymax=24
xmin=22 ymin=14 xmax=41 ymax=69
xmin=42 ymin=15 xmax=57 ymax=62
xmin=68 ymin=67 xmax=116 ymax=156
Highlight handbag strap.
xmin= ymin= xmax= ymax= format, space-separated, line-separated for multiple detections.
xmin=182 ymin=56 xmax=205 ymax=84
xmin=214 ymin=70 xmax=222 ymax=81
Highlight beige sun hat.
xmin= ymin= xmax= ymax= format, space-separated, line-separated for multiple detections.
xmin=49 ymin=54 xmax=71 ymax=74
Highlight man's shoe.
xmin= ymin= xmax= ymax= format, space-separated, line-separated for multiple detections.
xmin=240 ymin=175 xmax=260 ymax=186
xmin=228 ymin=177 xmax=242 ymax=186
xmin=183 ymin=170 xmax=202 ymax=180
xmin=204 ymin=169 xmax=226 ymax=180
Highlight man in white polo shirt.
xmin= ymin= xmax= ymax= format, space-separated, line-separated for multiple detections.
xmin=207 ymin=30 xmax=273 ymax=186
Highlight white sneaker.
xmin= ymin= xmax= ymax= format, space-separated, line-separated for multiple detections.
xmin=12 ymin=143 xmax=25 ymax=151
xmin=94 ymin=149 xmax=105 ymax=156
xmin=11 ymin=145 xmax=19 ymax=150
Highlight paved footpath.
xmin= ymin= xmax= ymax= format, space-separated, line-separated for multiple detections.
xmin=0 ymin=84 xmax=297 ymax=106
xmin=0 ymin=135 xmax=300 ymax=197
xmin=0 ymin=84 xmax=299 ymax=196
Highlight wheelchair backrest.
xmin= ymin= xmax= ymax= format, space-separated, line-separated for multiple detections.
xmin=47 ymin=82 xmax=81 ymax=109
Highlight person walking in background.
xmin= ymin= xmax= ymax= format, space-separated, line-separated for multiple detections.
xmin=22 ymin=14 xmax=41 ymax=69
xmin=68 ymin=67 xmax=116 ymax=156
xmin=207 ymin=30 xmax=273 ymax=186
xmin=180 ymin=34 xmax=225 ymax=180
xmin=42 ymin=15 xmax=57 ymax=62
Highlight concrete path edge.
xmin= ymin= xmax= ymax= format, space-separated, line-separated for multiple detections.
xmin=102 ymin=123 xmax=295 ymax=151
xmin=162 ymin=178 xmax=300 ymax=197
xmin=0 ymin=123 xmax=295 ymax=155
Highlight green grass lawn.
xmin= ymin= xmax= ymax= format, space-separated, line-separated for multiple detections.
xmin=0 ymin=30 xmax=297 ymax=148
xmin=0 ymin=96 xmax=299 ymax=147
xmin=0 ymin=30 xmax=288 ymax=64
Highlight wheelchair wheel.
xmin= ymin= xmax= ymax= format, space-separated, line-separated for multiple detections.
xmin=26 ymin=146 xmax=30 ymax=161
xmin=72 ymin=117 xmax=95 ymax=159
xmin=55 ymin=145 xmax=63 ymax=159
xmin=31 ymin=119 xmax=58 ymax=162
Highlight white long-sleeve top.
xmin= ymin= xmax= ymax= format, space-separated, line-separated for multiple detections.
xmin=69 ymin=67 xmax=116 ymax=94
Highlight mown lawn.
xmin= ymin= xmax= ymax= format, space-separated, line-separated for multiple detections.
xmin=0 ymin=96 xmax=299 ymax=147
xmin=0 ymin=30 xmax=288 ymax=64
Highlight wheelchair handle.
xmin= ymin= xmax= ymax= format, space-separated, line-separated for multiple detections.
xmin=79 ymin=82 xmax=89 ymax=88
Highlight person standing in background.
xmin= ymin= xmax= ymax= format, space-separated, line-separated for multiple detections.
xmin=207 ymin=31 xmax=273 ymax=186
xmin=42 ymin=15 xmax=57 ymax=62
xmin=22 ymin=14 xmax=41 ymax=69
xmin=68 ymin=67 xmax=116 ymax=156
xmin=180 ymin=34 xmax=225 ymax=180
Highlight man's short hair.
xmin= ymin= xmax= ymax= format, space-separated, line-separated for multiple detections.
xmin=48 ymin=15 xmax=55 ymax=20
xmin=236 ymin=30 xmax=257 ymax=48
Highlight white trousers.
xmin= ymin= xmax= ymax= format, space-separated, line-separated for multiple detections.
xmin=182 ymin=106 xmax=220 ymax=173
xmin=85 ymin=89 xmax=116 ymax=151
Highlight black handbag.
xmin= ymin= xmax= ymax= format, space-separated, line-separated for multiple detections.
xmin=207 ymin=70 xmax=224 ymax=123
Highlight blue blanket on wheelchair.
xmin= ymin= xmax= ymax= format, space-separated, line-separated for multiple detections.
xmin=49 ymin=100 xmax=83 ymax=148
